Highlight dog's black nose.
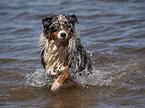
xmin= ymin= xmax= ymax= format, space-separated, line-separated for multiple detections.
xmin=60 ymin=33 xmax=66 ymax=38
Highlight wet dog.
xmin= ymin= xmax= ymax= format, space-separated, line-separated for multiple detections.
xmin=40 ymin=14 xmax=92 ymax=91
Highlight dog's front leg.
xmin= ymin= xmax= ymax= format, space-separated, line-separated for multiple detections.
xmin=51 ymin=66 xmax=70 ymax=91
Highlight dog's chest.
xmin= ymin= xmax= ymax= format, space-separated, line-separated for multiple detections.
xmin=45 ymin=41 xmax=68 ymax=75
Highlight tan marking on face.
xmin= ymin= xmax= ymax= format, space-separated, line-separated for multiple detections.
xmin=51 ymin=31 xmax=59 ymax=40
xmin=65 ymin=30 xmax=72 ymax=40
xmin=55 ymin=24 xmax=60 ymax=27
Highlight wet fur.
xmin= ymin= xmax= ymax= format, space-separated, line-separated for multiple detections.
xmin=40 ymin=14 xmax=92 ymax=91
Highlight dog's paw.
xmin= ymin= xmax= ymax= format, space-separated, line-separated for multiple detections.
xmin=51 ymin=80 xmax=62 ymax=91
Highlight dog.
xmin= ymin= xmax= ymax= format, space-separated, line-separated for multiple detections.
xmin=40 ymin=14 xmax=92 ymax=91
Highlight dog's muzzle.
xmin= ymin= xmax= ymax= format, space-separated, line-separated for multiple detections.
xmin=57 ymin=30 xmax=68 ymax=40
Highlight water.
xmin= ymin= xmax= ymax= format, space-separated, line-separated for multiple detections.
xmin=0 ymin=0 xmax=145 ymax=107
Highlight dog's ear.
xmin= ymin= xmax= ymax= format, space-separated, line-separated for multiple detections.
xmin=42 ymin=16 xmax=53 ymax=29
xmin=68 ymin=14 xmax=79 ymax=25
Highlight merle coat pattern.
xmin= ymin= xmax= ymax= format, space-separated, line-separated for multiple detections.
xmin=40 ymin=15 xmax=92 ymax=90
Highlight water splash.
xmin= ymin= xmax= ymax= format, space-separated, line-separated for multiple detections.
xmin=26 ymin=69 xmax=52 ymax=87
xmin=75 ymin=68 xmax=113 ymax=86
xmin=25 ymin=59 xmax=142 ymax=88
xmin=25 ymin=67 xmax=113 ymax=88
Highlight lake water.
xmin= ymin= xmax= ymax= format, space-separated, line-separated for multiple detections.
xmin=0 ymin=0 xmax=145 ymax=107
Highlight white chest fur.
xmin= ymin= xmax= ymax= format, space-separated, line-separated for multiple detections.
xmin=44 ymin=40 xmax=68 ymax=75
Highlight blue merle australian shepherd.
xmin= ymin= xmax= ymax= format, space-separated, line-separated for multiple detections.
xmin=40 ymin=14 xmax=92 ymax=91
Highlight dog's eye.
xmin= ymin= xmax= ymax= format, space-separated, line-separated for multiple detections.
xmin=51 ymin=26 xmax=59 ymax=32
xmin=64 ymin=25 xmax=68 ymax=29
xmin=54 ymin=26 xmax=59 ymax=30
xmin=64 ymin=26 xmax=68 ymax=29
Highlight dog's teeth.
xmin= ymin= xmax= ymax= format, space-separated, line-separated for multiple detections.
xmin=51 ymin=80 xmax=62 ymax=91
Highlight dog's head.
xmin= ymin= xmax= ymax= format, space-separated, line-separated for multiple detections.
xmin=42 ymin=14 xmax=78 ymax=42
